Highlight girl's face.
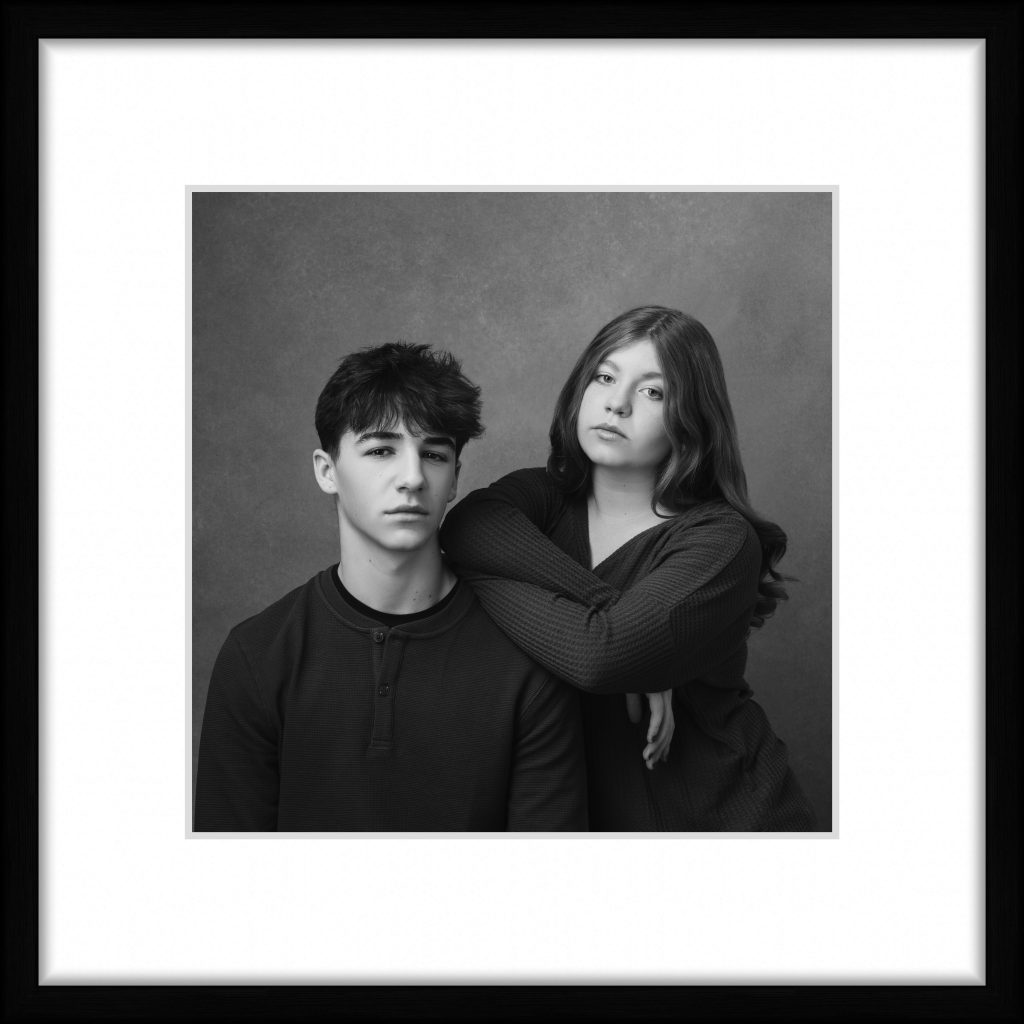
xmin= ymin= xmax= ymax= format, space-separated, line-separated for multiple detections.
xmin=576 ymin=338 xmax=672 ymax=474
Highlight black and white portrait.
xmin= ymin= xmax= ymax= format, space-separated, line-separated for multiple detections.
xmin=191 ymin=191 xmax=832 ymax=832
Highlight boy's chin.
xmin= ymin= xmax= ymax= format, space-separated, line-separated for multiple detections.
xmin=376 ymin=532 xmax=437 ymax=554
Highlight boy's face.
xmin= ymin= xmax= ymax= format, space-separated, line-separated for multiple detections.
xmin=313 ymin=420 xmax=459 ymax=555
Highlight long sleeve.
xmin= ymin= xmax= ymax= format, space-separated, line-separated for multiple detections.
xmin=194 ymin=632 xmax=279 ymax=831
xmin=506 ymin=677 xmax=588 ymax=831
xmin=442 ymin=469 xmax=762 ymax=694
xmin=442 ymin=468 xmax=616 ymax=604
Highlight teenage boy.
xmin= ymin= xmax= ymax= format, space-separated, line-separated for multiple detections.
xmin=194 ymin=342 xmax=587 ymax=831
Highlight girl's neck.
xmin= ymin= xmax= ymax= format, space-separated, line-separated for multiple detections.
xmin=588 ymin=465 xmax=659 ymax=519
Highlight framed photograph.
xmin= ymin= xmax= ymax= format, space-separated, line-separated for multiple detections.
xmin=5 ymin=3 xmax=1018 ymax=1019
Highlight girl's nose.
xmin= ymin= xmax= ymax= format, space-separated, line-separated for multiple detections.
xmin=605 ymin=390 xmax=630 ymax=416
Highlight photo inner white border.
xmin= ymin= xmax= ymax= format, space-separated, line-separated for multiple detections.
xmin=40 ymin=40 xmax=983 ymax=983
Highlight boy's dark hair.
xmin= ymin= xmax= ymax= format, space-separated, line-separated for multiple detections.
xmin=315 ymin=342 xmax=484 ymax=458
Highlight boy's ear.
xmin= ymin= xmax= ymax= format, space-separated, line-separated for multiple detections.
xmin=313 ymin=449 xmax=339 ymax=495
xmin=447 ymin=459 xmax=461 ymax=504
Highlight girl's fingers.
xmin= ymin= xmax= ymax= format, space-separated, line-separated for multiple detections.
xmin=647 ymin=697 xmax=664 ymax=743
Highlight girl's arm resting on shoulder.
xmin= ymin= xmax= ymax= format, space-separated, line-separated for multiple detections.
xmin=458 ymin=521 xmax=761 ymax=694
xmin=441 ymin=468 xmax=615 ymax=604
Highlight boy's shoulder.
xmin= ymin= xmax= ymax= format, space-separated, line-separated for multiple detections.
xmin=227 ymin=571 xmax=325 ymax=649
xmin=456 ymin=592 xmax=560 ymax=693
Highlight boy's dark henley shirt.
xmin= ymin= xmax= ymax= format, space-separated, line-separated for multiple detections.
xmin=194 ymin=567 xmax=587 ymax=831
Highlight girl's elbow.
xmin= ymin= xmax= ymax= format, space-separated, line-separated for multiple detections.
xmin=564 ymin=660 xmax=630 ymax=694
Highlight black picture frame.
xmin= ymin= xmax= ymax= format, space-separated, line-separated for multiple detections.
xmin=3 ymin=2 xmax=1019 ymax=1020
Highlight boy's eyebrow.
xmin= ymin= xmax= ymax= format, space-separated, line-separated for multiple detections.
xmin=355 ymin=430 xmax=455 ymax=449
xmin=355 ymin=430 xmax=403 ymax=444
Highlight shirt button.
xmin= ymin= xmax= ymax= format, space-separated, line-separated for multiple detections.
xmin=378 ymin=685 xmax=390 ymax=696
xmin=372 ymin=629 xmax=385 ymax=643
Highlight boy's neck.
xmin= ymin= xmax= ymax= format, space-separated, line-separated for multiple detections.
xmin=336 ymin=538 xmax=454 ymax=615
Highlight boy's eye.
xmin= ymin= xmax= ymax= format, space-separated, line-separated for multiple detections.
xmin=422 ymin=451 xmax=449 ymax=462
xmin=365 ymin=447 xmax=393 ymax=457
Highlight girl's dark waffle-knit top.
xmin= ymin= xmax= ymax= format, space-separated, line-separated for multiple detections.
xmin=441 ymin=467 xmax=816 ymax=831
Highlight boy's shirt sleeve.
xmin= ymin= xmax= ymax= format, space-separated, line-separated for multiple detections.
xmin=194 ymin=631 xmax=279 ymax=831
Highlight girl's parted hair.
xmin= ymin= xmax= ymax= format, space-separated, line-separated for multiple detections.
xmin=547 ymin=306 xmax=789 ymax=627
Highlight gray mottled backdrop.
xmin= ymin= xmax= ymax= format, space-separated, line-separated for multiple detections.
xmin=192 ymin=191 xmax=832 ymax=829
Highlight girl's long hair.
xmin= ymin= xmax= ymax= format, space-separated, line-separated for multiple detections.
xmin=547 ymin=306 xmax=789 ymax=627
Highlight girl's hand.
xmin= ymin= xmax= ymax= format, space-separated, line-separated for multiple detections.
xmin=642 ymin=690 xmax=674 ymax=770
xmin=625 ymin=692 xmax=674 ymax=767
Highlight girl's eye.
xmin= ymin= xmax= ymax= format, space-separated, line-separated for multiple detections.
xmin=642 ymin=387 xmax=664 ymax=401
xmin=594 ymin=372 xmax=614 ymax=384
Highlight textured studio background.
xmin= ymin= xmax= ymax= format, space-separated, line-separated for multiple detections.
xmin=192 ymin=191 xmax=833 ymax=830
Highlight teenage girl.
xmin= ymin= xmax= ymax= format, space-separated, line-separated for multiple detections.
xmin=441 ymin=306 xmax=816 ymax=830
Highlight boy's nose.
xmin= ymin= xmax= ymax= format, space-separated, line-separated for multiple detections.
xmin=397 ymin=451 xmax=425 ymax=490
